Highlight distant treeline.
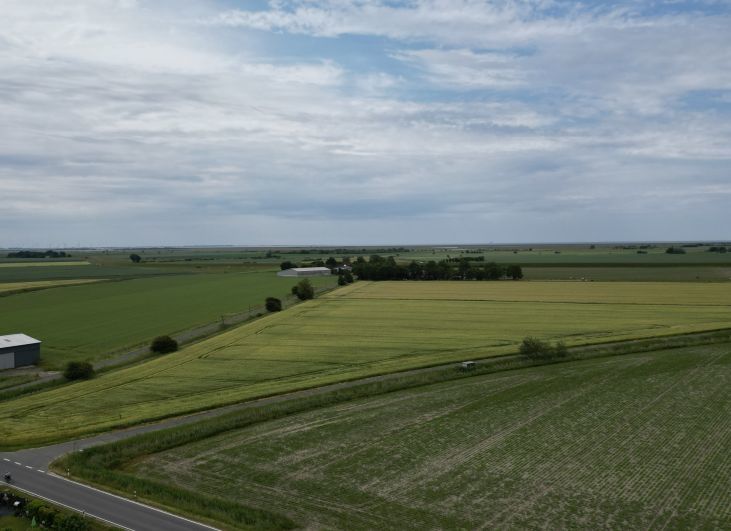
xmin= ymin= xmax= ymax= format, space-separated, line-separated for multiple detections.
xmin=6 ymin=250 xmax=69 ymax=258
xmin=707 ymin=246 xmax=728 ymax=253
xmin=290 ymin=247 xmax=409 ymax=255
xmin=352 ymin=255 xmax=523 ymax=281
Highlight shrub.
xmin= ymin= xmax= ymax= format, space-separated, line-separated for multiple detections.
xmin=337 ymin=275 xmax=347 ymax=286
xmin=280 ymin=261 xmax=298 ymax=270
xmin=63 ymin=361 xmax=95 ymax=381
xmin=519 ymin=337 xmax=553 ymax=359
xmin=520 ymin=337 xmax=569 ymax=360
xmin=150 ymin=335 xmax=178 ymax=354
xmin=293 ymin=279 xmax=315 ymax=301
xmin=265 ymin=297 xmax=282 ymax=312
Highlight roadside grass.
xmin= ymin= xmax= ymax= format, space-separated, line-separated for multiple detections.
xmin=0 ymin=271 xmax=335 ymax=368
xmin=0 ymin=374 xmax=38 ymax=391
xmin=5 ymin=281 xmax=731 ymax=448
xmin=58 ymin=336 xmax=731 ymax=530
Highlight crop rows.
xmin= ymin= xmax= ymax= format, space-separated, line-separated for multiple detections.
xmin=136 ymin=344 xmax=731 ymax=530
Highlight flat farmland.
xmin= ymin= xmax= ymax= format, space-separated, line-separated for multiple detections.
xmin=133 ymin=343 xmax=731 ymax=530
xmin=0 ymin=271 xmax=334 ymax=368
xmin=2 ymin=281 xmax=731 ymax=448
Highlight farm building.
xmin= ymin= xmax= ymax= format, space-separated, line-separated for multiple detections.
xmin=0 ymin=333 xmax=41 ymax=369
xmin=277 ymin=267 xmax=332 ymax=277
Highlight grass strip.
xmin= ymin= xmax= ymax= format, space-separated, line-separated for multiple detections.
xmin=55 ymin=328 xmax=731 ymax=530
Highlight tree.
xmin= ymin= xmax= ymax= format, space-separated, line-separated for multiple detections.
xmin=338 ymin=275 xmax=347 ymax=286
xmin=64 ymin=361 xmax=95 ymax=380
xmin=293 ymin=279 xmax=315 ymax=300
xmin=129 ymin=253 xmax=142 ymax=263
xmin=342 ymin=270 xmax=354 ymax=283
xmin=665 ymin=246 xmax=686 ymax=254
xmin=506 ymin=264 xmax=523 ymax=280
xmin=325 ymin=257 xmax=338 ymax=268
xmin=280 ymin=261 xmax=298 ymax=270
xmin=150 ymin=335 xmax=178 ymax=354
xmin=265 ymin=297 xmax=282 ymax=312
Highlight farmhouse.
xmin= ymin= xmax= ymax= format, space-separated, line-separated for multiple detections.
xmin=277 ymin=267 xmax=332 ymax=277
xmin=0 ymin=333 xmax=41 ymax=369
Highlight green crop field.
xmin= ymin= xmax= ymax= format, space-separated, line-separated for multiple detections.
xmin=132 ymin=343 xmax=731 ymax=530
xmin=0 ymin=271 xmax=335 ymax=368
xmin=2 ymin=281 xmax=731 ymax=448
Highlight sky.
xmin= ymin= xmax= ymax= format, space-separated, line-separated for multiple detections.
xmin=1 ymin=0 xmax=730 ymax=247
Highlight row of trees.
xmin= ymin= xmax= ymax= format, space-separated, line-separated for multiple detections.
xmin=7 ymin=250 xmax=69 ymax=258
xmin=351 ymin=255 xmax=523 ymax=281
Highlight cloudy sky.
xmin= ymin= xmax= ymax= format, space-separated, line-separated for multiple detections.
xmin=1 ymin=0 xmax=730 ymax=247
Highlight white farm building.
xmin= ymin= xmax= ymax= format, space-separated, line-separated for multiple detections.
xmin=277 ymin=267 xmax=332 ymax=278
xmin=0 ymin=333 xmax=41 ymax=369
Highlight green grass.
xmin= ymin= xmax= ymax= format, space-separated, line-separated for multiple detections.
xmin=128 ymin=343 xmax=731 ymax=530
xmin=3 ymin=280 xmax=731 ymax=448
xmin=0 ymin=515 xmax=29 ymax=531
xmin=0 ymin=374 xmax=37 ymax=391
xmin=0 ymin=271 xmax=335 ymax=368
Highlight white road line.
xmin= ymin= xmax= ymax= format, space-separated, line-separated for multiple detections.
xmin=47 ymin=473 xmax=219 ymax=530
xmin=2 ymin=458 xmax=9 ymax=461
xmin=25 ymin=465 xmax=33 ymax=469
xmin=14 ymin=461 xmax=21 ymax=465
xmin=7 ymin=483 xmax=135 ymax=531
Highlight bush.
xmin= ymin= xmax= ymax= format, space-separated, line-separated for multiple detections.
xmin=150 ymin=335 xmax=178 ymax=354
xmin=265 ymin=297 xmax=282 ymax=312
xmin=63 ymin=361 xmax=95 ymax=381
xmin=337 ymin=275 xmax=347 ymax=286
xmin=519 ymin=337 xmax=553 ymax=359
xmin=280 ymin=261 xmax=298 ymax=270
xmin=665 ymin=246 xmax=686 ymax=254
xmin=519 ymin=337 xmax=569 ymax=360
xmin=293 ymin=279 xmax=315 ymax=300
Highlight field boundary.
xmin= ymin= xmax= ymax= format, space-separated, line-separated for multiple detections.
xmin=54 ymin=328 xmax=731 ymax=530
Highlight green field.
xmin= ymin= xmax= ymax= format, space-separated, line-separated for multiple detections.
xmin=0 ymin=271 xmax=334 ymax=368
xmin=3 ymin=281 xmax=731 ymax=448
xmin=131 ymin=343 xmax=731 ymax=530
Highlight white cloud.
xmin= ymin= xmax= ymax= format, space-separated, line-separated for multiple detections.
xmin=0 ymin=0 xmax=729 ymax=246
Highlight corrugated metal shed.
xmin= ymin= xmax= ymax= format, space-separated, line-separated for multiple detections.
xmin=0 ymin=333 xmax=41 ymax=348
xmin=0 ymin=333 xmax=41 ymax=369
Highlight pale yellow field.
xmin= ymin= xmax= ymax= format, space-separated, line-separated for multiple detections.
xmin=0 ymin=279 xmax=102 ymax=293
xmin=2 ymin=281 xmax=730 ymax=448
xmin=327 ymin=280 xmax=731 ymax=306
xmin=0 ymin=261 xmax=90 ymax=268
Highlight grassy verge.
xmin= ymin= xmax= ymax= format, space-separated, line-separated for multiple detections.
xmin=55 ymin=329 xmax=731 ymax=530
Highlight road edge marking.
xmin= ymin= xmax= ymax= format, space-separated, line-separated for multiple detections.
xmin=7 ymin=483 xmax=135 ymax=531
xmin=47 ymin=472 xmax=220 ymax=530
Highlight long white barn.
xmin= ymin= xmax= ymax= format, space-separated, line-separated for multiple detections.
xmin=277 ymin=267 xmax=332 ymax=277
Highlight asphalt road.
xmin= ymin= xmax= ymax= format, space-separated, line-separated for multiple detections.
xmin=1 ymin=459 xmax=215 ymax=531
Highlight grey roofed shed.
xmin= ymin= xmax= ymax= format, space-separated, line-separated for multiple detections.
xmin=0 ymin=333 xmax=41 ymax=369
xmin=277 ymin=267 xmax=332 ymax=277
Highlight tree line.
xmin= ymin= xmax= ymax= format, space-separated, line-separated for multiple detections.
xmin=351 ymin=255 xmax=523 ymax=281
xmin=7 ymin=250 xmax=69 ymax=258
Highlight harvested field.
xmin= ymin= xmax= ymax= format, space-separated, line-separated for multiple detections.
xmin=2 ymin=281 xmax=730 ymax=448
xmin=134 ymin=343 xmax=731 ymax=530
xmin=0 ymin=278 xmax=103 ymax=294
